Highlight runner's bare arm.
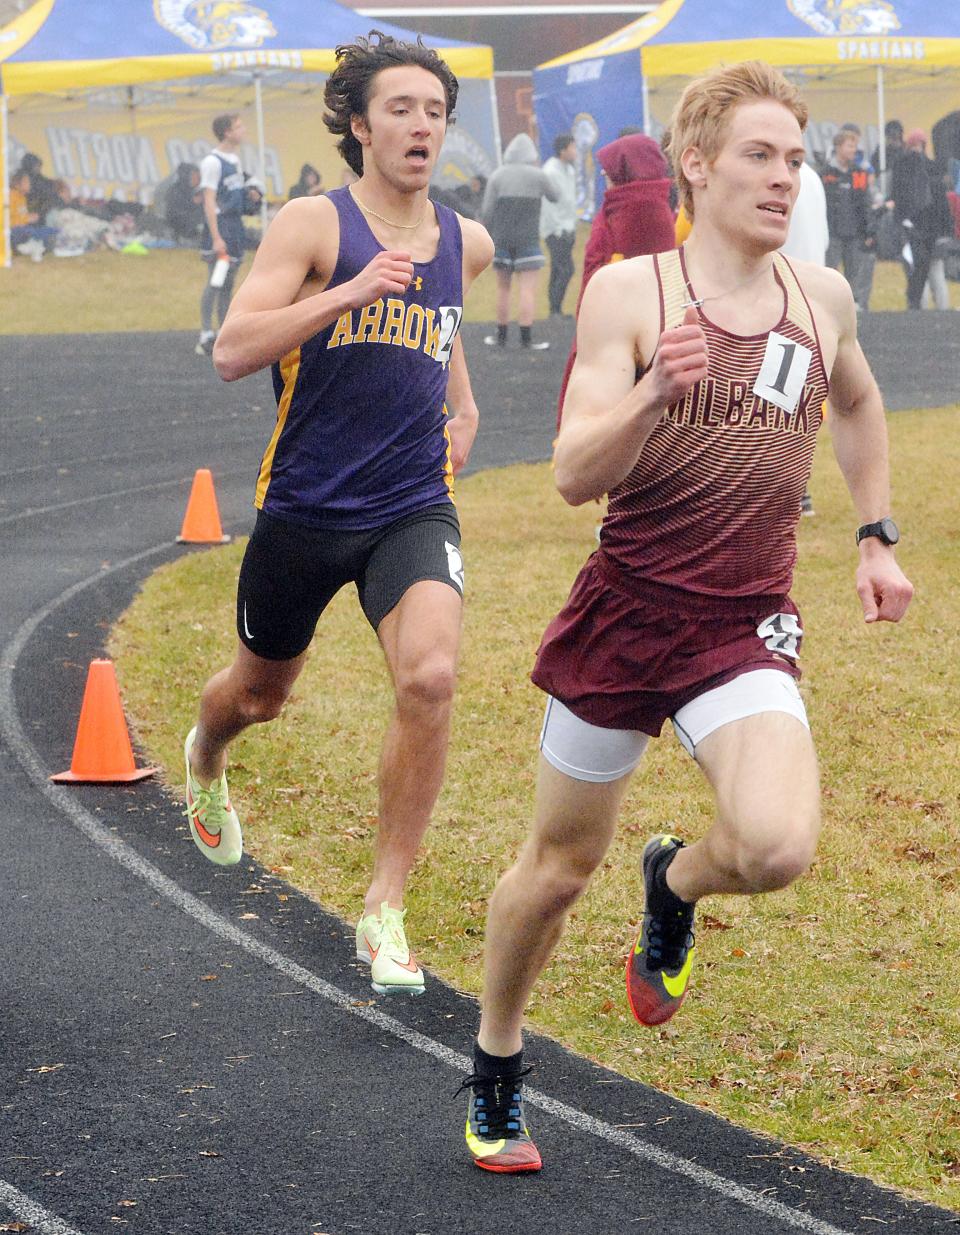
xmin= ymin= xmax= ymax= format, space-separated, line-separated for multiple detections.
xmin=446 ymin=336 xmax=478 ymax=474
xmin=444 ymin=216 xmax=494 ymax=474
xmin=554 ymin=259 xmax=708 ymax=505
xmin=824 ymin=274 xmax=913 ymax=623
xmin=213 ymin=196 xmax=414 ymax=381
xmin=460 ymin=214 xmax=495 ymax=292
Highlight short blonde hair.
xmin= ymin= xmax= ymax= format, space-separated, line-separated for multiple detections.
xmin=666 ymin=61 xmax=808 ymax=220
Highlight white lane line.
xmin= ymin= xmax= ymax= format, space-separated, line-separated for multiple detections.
xmin=0 ymin=1179 xmax=84 ymax=1235
xmin=0 ymin=469 xmax=249 ymax=528
xmin=0 ymin=549 xmax=860 ymax=1235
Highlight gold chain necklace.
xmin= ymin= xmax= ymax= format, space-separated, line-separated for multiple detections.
xmin=681 ymin=257 xmax=775 ymax=308
xmin=350 ymin=187 xmax=426 ymax=230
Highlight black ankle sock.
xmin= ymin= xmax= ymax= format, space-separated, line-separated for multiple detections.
xmin=474 ymin=1042 xmax=523 ymax=1078
xmin=519 ymin=324 xmax=532 ymax=346
xmin=496 ymin=323 xmax=508 ymax=345
xmin=649 ymin=845 xmax=692 ymax=914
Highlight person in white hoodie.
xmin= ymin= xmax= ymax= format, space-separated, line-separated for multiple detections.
xmin=482 ymin=132 xmax=559 ymax=349
xmin=540 ymin=133 xmax=579 ymax=317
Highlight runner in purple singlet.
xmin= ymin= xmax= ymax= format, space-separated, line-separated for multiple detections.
xmin=180 ymin=32 xmax=493 ymax=999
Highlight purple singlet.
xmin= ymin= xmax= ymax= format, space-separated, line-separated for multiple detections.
xmin=255 ymin=186 xmax=464 ymax=530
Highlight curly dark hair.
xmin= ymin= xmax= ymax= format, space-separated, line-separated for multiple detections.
xmin=323 ymin=30 xmax=459 ymax=176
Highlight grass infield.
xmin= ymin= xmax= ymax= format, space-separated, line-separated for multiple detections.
xmin=109 ymin=408 xmax=960 ymax=1210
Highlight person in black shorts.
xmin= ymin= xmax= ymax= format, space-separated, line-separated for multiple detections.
xmin=180 ymin=33 xmax=493 ymax=1000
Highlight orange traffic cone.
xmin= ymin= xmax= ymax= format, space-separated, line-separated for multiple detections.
xmin=51 ymin=659 xmax=157 ymax=784
xmin=177 ymin=468 xmax=230 ymax=544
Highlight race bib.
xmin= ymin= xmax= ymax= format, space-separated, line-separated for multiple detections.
xmin=435 ymin=305 xmax=463 ymax=366
xmin=753 ymin=331 xmax=812 ymax=414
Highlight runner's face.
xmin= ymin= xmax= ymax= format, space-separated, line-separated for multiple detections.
xmin=693 ymin=100 xmax=804 ymax=252
xmin=353 ymin=65 xmax=448 ymax=191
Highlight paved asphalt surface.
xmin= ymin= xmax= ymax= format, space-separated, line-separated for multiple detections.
xmin=1 ymin=318 xmax=958 ymax=1235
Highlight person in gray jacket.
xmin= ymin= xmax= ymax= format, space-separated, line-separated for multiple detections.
xmin=482 ymin=132 xmax=559 ymax=349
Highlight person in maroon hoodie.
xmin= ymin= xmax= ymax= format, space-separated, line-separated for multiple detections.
xmin=556 ymin=133 xmax=676 ymax=427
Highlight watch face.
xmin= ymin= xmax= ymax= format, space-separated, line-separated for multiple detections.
xmin=880 ymin=518 xmax=900 ymax=545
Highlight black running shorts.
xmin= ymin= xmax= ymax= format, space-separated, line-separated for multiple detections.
xmin=236 ymin=504 xmax=463 ymax=661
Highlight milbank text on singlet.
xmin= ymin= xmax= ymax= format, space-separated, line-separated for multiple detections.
xmin=663 ymin=376 xmax=819 ymax=434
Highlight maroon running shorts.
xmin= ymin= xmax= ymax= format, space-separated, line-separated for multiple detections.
xmin=531 ymin=550 xmax=803 ymax=737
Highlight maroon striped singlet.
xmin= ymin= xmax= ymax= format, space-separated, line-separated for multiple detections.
xmin=530 ymin=248 xmax=830 ymax=734
xmin=601 ymin=247 xmax=829 ymax=597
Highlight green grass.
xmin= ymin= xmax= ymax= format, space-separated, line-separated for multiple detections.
xmin=108 ymin=408 xmax=960 ymax=1211
xmin=4 ymin=228 xmax=958 ymax=334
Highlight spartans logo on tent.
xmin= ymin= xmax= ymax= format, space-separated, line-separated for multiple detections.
xmin=787 ymin=0 xmax=901 ymax=35
xmin=154 ymin=0 xmax=278 ymax=50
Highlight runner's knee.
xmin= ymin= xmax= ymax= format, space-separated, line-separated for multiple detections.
xmin=235 ymin=678 xmax=292 ymax=724
xmin=734 ymin=827 xmax=818 ymax=892
xmin=395 ymin=654 xmax=457 ymax=713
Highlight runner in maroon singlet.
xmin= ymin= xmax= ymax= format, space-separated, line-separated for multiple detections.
xmin=458 ymin=60 xmax=913 ymax=1173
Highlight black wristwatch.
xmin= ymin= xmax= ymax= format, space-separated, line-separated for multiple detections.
xmin=856 ymin=517 xmax=900 ymax=546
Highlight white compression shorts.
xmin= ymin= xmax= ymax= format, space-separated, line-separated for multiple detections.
xmin=539 ymin=668 xmax=809 ymax=783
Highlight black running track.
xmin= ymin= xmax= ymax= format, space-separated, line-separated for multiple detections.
xmin=1 ymin=317 xmax=957 ymax=1235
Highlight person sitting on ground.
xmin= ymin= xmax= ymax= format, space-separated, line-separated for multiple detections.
xmin=9 ymin=171 xmax=58 ymax=259
xmin=287 ymin=163 xmax=324 ymax=200
xmin=165 ymin=162 xmax=204 ymax=243
xmin=16 ymin=152 xmax=60 ymax=220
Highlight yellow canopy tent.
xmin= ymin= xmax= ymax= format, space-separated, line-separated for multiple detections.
xmin=535 ymin=0 xmax=960 ymax=217
xmin=1 ymin=0 xmax=498 ymax=266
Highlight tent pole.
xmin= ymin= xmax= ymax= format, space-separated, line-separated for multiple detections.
xmin=1 ymin=92 xmax=9 ymax=268
xmin=876 ymin=64 xmax=886 ymax=186
xmin=488 ymin=75 xmax=502 ymax=164
xmin=127 ymin=85 xmax=141 ymax=206
xmin=641 ymin=61 xmax=651 ymax=136
xmin=254 ymin=70 xmax=268 ymax=235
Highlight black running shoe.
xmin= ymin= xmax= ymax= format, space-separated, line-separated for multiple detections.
xmin=626 ymin=834 xmax=696 ymax=1026
xmin=457 ymin=1066 xmax=541 ymax=1172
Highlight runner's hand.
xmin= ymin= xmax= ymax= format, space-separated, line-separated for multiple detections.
xmin=644 ymin=305 xmax=708 ymax=409
xmin=856 ymin=551 xmax=914 ymax=623
xmin=345 ymin=251 xmax=414 ymax=308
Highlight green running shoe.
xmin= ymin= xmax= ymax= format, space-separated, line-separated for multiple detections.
xmin=458 ymin=1067 xmax=541 ymax=1173
xmin=356 ymin=903 xmax=425 ymax=996
xmin=626 ymin=834 xmax=696 ymax=1026
xmin=183 ymin=727 xmax=242 ymax=866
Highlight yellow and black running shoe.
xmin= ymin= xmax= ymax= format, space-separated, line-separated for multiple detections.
xmin=458 ymin=1067 xmax=542 ymax=1173
xmin=626 ymin=834 xmax=696 ymax=1026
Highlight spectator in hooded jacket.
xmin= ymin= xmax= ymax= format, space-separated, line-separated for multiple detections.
xmin=482 ymin=132 xmax=559 ymax=350
xmin=556 ymin=133 xmax=676 ymax=427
